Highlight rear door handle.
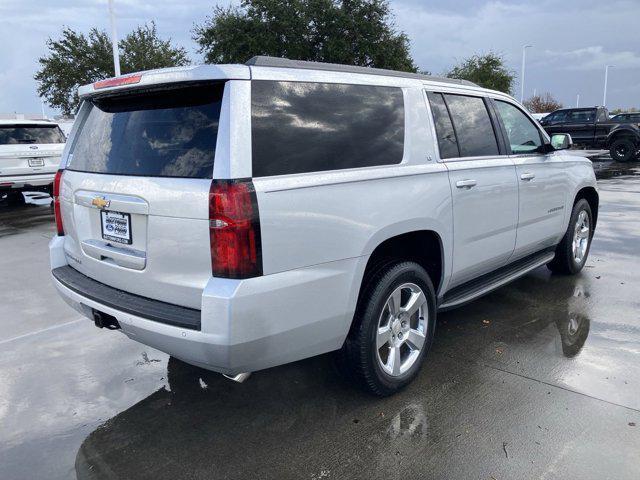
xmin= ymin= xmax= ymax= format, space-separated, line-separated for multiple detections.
xmin=520 ymin=173 xmax=536 ymax=181
xmin=455 ymin=179 xmax=477 ymax=189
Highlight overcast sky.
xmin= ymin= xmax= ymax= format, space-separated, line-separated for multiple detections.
xmin=1 ymin=0 xmax=638 ymax=115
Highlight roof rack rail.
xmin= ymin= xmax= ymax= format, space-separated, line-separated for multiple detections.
xmin=245 ymin=56 xmax=478 ymax=87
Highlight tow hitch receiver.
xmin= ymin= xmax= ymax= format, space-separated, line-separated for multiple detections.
xmin=92 ymin=309 xmax=121 ymax=330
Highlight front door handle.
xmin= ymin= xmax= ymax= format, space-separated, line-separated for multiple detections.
xmin=520 ymin=172 xmax=536 ymax=181
xmin=456 ymin=179 xmax=477 ymax=189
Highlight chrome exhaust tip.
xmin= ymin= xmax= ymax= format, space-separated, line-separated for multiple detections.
xmin=222 ymin=372 xmax=252 ymax=383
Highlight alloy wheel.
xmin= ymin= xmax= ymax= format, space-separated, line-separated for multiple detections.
xmin=572 ymin=210 xmax=590 ymax=264
xmin=376 ymin=283 xmax=428 ymax=377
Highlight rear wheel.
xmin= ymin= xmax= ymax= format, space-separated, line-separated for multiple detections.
xmin=609 ymin=138 xmax=636 ymax=162
xmin=548 ymin=199 xmax=593 ymax=275
xmin=338 ymin=261 xmax=436 ymax=396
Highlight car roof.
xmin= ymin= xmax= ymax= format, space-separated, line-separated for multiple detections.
xmin=78 ymin=57 xmax=510 ymax=100
xmin=0 ymin=119 xmax=59 ymax=126
xmin=245 ymin=56 xmax=477 ymax=86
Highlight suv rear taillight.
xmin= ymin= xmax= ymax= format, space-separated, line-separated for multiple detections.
xmin=209 ymin=179 xmax=262 ymax=279
xmin=53 ymin=169 xmax=64 ymax=236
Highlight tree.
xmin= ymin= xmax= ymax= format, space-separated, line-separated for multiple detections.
xmin=446 ymin=52 xmax=514 ymax=93
xmin=35 ymin=22 xmax=189 ymax=115
xmin=193 ymin=0 xmax=416 ymax=72
xmin=524 ymin=93 xmax=563 ymax=113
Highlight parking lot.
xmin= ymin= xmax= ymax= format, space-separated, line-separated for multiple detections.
xmin=1 ymin=160 xmax=639 ymax=480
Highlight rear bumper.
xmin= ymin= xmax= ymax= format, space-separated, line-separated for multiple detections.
xmin=52 ymin=266 xmax=201 ymax=330
xmin=49 ymin=235 xmax=365 ymax=375
xmin=0 ymin=172 xmax=55 ymax=190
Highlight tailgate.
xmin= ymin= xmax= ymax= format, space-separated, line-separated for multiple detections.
xmin=58 ymin=82 xmax=225 ymax=309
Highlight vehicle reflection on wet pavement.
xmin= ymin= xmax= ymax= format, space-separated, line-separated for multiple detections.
xmin=1 ymin=162 xmax=639 ymax=480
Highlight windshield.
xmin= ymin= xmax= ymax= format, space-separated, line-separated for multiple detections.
xmin=0 ymin=125 xmax=66 ymax=144
xmin=67 ymin=82 xmax=224 ymax=178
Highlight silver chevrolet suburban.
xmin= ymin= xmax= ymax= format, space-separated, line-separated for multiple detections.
xmin=50 ymin=57 xmax=598 ymax=396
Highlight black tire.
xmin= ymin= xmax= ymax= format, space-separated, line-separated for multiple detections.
xmin=548 ymin=198 xmax=593 ymax=275
xmin=609 ymin=138 xmax=636 ymax=162
xmin=338 ymin=261 xmax=437 ymax=396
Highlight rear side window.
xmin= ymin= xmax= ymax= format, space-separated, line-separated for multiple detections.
xmin=0 ymin=125 xmax=65 ymax=145
xmin=251 ymin=81 xmax=404 ymax=177
xmin=495 ymin=100 xmax=543 ymax=154
xmin=443 ymin=94 xmax=499 ymax=157
xmin=427 ymin=92 xmax=459 ymax=159
xmin=597 ymin=109 xmax=609 ymax=122
xmin=68 ymin=83 xmax=224 ymax=178
xmin=567 ymin=109 xmax=595 ymax=123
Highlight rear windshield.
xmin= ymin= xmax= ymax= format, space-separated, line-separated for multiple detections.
xmin=0 ymin=125 xmax=65 ymax=145
xmin=68 ymin=83 xmax=224 ymax=178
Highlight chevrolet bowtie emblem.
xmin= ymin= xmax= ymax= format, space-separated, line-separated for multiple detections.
xmin=92 ymin=196 xmax=110 ymax=209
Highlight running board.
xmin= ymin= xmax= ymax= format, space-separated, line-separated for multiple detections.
xmin=438 ymin=249 xmax=556 ymax=311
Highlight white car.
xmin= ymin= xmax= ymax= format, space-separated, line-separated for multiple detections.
xmin=50 ymin=58 xmax=598 ymax=395
xmin=0 ymin=119 xmax=66 ymax=205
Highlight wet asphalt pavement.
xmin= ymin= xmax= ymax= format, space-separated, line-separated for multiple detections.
xmin=1 ymin=161 xmax=639 ymax=480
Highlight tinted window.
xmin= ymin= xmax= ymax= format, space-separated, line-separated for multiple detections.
xmin=495 ymin=101 xmax=543 ymax=154
xmin=0 ymin=125 xmax=65 ymax=145
xmin=443 ymin=94 xmax=499 ymax=157
xmin=597 ymin=109 xmax=609 ymax=122
xmin=68 ymin=83 xmax=223 ymax=178
xmin=545 ymin=111 xmax=568 ymax=124
xmin=251 ymin=81 xmax=404 ymax=177
xmin=427 ymin=92 xmax=459 ymax=159
xmin=631 ymin=114 xmax=640 ymax=122
xmin=567 ymin=109 xmax=595 ymax=123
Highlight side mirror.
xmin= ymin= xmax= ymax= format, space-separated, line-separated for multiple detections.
xmin=551 ymin=133 xmax=573 ymax=150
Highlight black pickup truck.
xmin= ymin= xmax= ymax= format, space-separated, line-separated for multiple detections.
xmin=540 ymin=106 xmax=640 ymax=161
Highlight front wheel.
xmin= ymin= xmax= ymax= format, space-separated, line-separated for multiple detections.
xmin=338 ymin=261 xmax=437 ymax=396
xmin=609 ymin=138 xmax=636 ymax=162
xmin=548 ymin=199 xmax=593 ymax=275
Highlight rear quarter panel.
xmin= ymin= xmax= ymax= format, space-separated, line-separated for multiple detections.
xmin=251 ymin=83 xmax=454 ymax=329
xmin=557 ymin=154 xmax=598 ymax=231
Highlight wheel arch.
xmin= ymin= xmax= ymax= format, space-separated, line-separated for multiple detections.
xmin=359 ymin=229 xmax=445 ymax=299
xmin=606 ymin=126 xmax=640 ymax=146
xmin=575 ymin=186 xmax=599 ymax=230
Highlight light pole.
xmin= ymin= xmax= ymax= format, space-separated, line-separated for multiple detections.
xmin=603 ymin=65 xmax=614 ymax=107
xmin=520 ymin=44 xmax=533 ymax=103
xmin=576 ymin=94 xmax=580 ymax=107
xmin=108 ymin=0 xmax=121 ymax=76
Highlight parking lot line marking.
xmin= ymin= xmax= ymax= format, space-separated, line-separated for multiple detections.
xmin=0 ymin=318 xmax=84 ymax=345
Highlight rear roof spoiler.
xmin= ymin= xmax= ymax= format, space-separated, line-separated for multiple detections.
xmin=77 ymin=64 xmax=250 ymax=99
